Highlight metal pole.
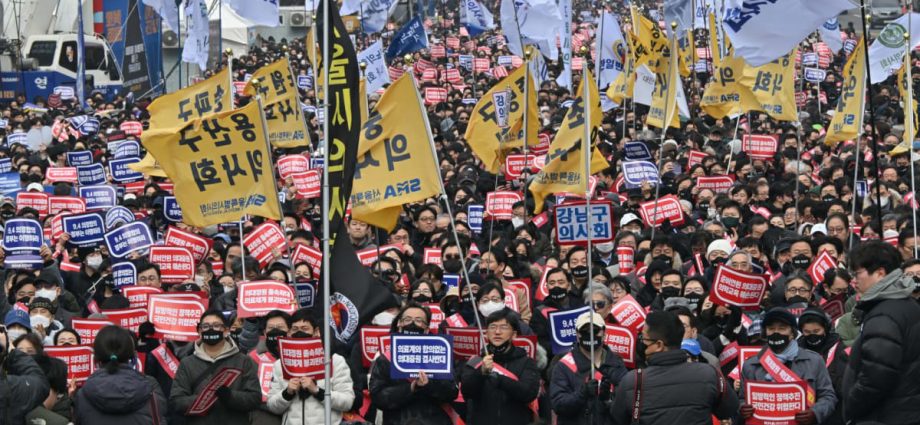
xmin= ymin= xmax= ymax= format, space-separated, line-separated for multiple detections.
xmin=727 ymin=115 xmax=740 ymax=169
xmin=859 ymin=0 xmax=883 ymax=231
xmin=582 ymin=66 xmax=596 ymax=383
xmin=76 ymin=0 xmax=86 ymax=106
xmin=907 ymin=5 xmax=918 ymax=257
xmin=650 ymin=31 xmax=676 ymax=241
xmin=320 ymin=0 xmax=333 ymax=421
xmin=239 ymin=219 xmax=247 ymax=278
xmin=523 ymin=59 xmax=530 ymax=215
xmin=849 ymin=41 xmax=867 ymax=251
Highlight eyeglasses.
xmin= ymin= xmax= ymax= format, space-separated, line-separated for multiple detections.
xmin=399 ymin=317 xmax=428 ymax=327
xmin=592 ymin=300 xmax=608 ymax=310
xmin=418 ymin=216 xmax=435 ymax=223
xmin=138 ymin=275 xmax=159 ymax=283
xmin=480 ymin=296 xmax=503 ymax=303
xmin=785 ymin=287 xmax=812 ymax=295
xmin=199 ymin=323 xmax=225 ymax=332
xmin=487 ymin=324 xmax=512 ymax=332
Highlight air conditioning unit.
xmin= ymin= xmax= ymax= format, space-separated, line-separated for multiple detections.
xmin=289 ymin=12 xmax=308 ymax=27
xmin=163 ymin=30 xmax=180 ymax=49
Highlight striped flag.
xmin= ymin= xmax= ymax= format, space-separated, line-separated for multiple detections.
xmin=424 ymin=87 xmax=448 ymax=105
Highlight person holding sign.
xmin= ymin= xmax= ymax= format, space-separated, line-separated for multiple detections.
xmin=368 ymin=303 xmax=459 ymax=425
xmin=0 ymin=324 xmax=50 ymax=424
xmin=460 ymin=309 xmax=540 ymax=425
xmin=550 ymin=311 xmax=627 ymax=425
xmin=739 ymin=308 xmax=837 ymax=425
xmin=797 ymin=307 xmax=848 ymax=425
xmin=532 ymin=268 xmax=583 ymax=356
xmin=169 ymin=310 xmax=261 ymax=425
xmin=73 ymin=326 xmax=167 ymax=424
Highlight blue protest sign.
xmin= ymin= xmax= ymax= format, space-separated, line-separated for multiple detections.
xmin=855 ymin=180 xmax=868 ymax=198
xmin=112 ymin=262 xmax=137 ymax=288
xmin=0 ymin=172 xmax=20 ymax=194
xmin=390 ymin=335 xmax=454 ymax=380
xmin=108 ymin=157 xmax=143 ymax=183
xmin=442 ymin=274 xmax=460 ymax=290
xmin=6 ymin=132 xmax=27 ymax=146
xmin=0 ymin=158 xmax=10 ymax=173
xmin=622 ymin=161 xmax=660 ymax=186
xmin=163 ymin=196 xmax=183 ymax=222
xmin=112 ymin=140 xmax=140 ymax=159
xmin=294 ymin=281 xmax=316 ymax=308
xmin=624 ymin=142 xmax=653 ymax=161
xmin=66 ymin=150 xmax=94 ymax=167
xmin=104 ymin=221 xmax=153 ymax=258
xmin=310 ymin=156 xmax=324 ymax=169
xmin=555 ymin=202 xmax=615 ymax=246
xmin=297 ymin=75 xmax=312 ymax=89
xmin=78 ymin=185 xmax=117 ymax=210
xmin=105 ymin=206 xmax=136 ymax=230
xmin=2 ymin=218 xmax=43 ymax=254
xmin=62 ymin=212 xmax=106 ymax=246
xmin=77 ymin=164 xmax=107 ymax=186
xmin=4 ymin=254 xmax=44 ymax=270
xmin=549 ymin=305 xmax=592 ymax=354
xmin=467 ymin=204 xmax=484 ymax=233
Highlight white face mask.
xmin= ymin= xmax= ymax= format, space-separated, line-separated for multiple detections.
xmin=511 ymin=217 xmax=525 ymax=229
xmin=7 ymin=329 xmax=25 ymax=342
xmin=372 ymin=311 xmax=396 ymax=326
xmin=195 ymin=275 xmax=206 ymax=286
xmin=86 ymin=255 xmax=103 ymax=269
xmin=478 ymin=301 xmax=505 ymax=318
xmin=30 ymin=315 xmax=50 ymax=329
xmin=596 ymin=242 xmax=615 ymax=254
xmin=35 ymin=288 xmax=58 ymax=302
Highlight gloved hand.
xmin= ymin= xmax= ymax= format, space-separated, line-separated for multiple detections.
xmin=598 ymin=379 xmax=613 ymax=400
xmin=794 ymin=409 xmax=817 ymax=425
xmin=215 ymin=385 xmax=232 ymax=402
xmin=740 ymin=404 xmax=755 ymax=419
xmin=581 ymin=379 xmax=600 ymax=398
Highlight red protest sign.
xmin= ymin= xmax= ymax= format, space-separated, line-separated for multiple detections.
xmin=120 ymin=121 xmax=143 ymax=136
xmin=149 ymin=246 xmax=195 ymax=284
xmin=150 ymin=344 xmax=180 ymax=379
xmin=687 ymin=150 xmax=707 ymax=167
xmin=512 ymin=335 xmax=538 ymax=359
xmin=427 ymin=303 xmax=445 ymax=332
xmin=122 ymin=286 xmax=164 ymax=309
xmin=46 ymin=167 xmax=78 ymax=184
xmin=485 ymin=191 xmax=522 ymax=220
xmin=164 ymin=226 xmax=213 ymax=264
xmin=534 ymin=267 xmax=552 ymax=301
xmin=360 ymin=326 xmax=390 ymax=367
xmin=742 ymin=135 xmax=778 ymax=160
xmin=16 ymin=192 xmax=49 ymax=217
xmin=445 ymin=327 xmax=483 ymax=359
xmin=532 ymin=133 xmax=551 ymax=155
xmin=423 ymin=247 xmax=442 ymax=266
xmin=48 ymin=196 xmax=86 ymax=215
xmin=278 ymin=338 xmax=326 ymax=379
xmin=744 ymin=381 xmax=808 ymax=425
xmin=617 ymin=246 xmax=635 ymax=274
xmin=820 ymin=293 xmax=846 ymax=322
xmin=504 ymin=154 xmax=539 ymax=179
xmin=506 ymin=279 xmax=531 ymax=312
xmin=101 ymin=307 xmax=148 ymax=333
xmin=71 ymin=318 xmax=113 ymax=346
xmin=148 ymin=294 xmax=208 ymax=341
xmin=277 ymin=154 xmax=310 ymax=180
xmin=253 ymin=355 xmax=273 ymax=402
xmin=292 ymin=170 xmax=321 ymax=199
xmin=46 ymin=345 xmax=94 ymax=383
xmin=604 ymin=325 xmax=636 ymax=367
xmin=807 ymin=250 xmax=836 ymax=286
xmin=696 ymin=175 xmax=735 ymax=194
xmin=638 ymin=195 xmax=686 ymax=228
xmin=610 ymin=295 xmax=646 ymax=335
xmin=291 ymin=243 xmax=322 ymax=272
xmin=186 ymin=368 xmax=243 ymax=416
xmin=237 ymin=281 xmax=297 ymax=318
xmin=710 ymin=266 xmax=769 ymax=310
xmin=243 ymin=222 xmax=288 ymax=267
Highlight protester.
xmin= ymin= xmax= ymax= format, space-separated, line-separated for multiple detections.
xmin=0 ymin=326 xmax=50 ymax=424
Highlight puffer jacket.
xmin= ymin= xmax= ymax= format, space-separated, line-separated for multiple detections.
xmin=169 ymin=339 xmax=262 ymax=425
xmin=368 ymin=350 xmax=459 ymax=425
xmin=74 ymin=364 xmax=167 ymax=425
xmin=550 ymin=346 xmax=628 ymax=425
xmin=0 ymin=349 xmax=49 ymax=425
xmin=842 ymin=269 xmax=920 ymax=425
xmin=460 ymin=346 xmax=540 ymax=425
xmin=266 ymin=353 xmax=355 ymax=425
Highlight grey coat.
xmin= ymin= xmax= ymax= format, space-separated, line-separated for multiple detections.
xmin=741 ymin=345 xmax=838 ymax=423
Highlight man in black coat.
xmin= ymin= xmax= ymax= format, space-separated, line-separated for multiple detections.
xmin=610 ymin=311 xmax=739 ymax=425
xmin=843 ymin=241 xmax=920 ymax=425
xmin=460 ymin=309 xmax=540 ymax=425
xmin=0 ymin=332 xmax=50 ymax=425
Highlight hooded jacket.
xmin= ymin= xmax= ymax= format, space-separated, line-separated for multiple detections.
xmin=74 ymin=364 xmax=167 ymax=425
xmin=0 ymin=349 xmax=49 ymax=425
xmin=842 ymin=269 xmax=920 ymax=425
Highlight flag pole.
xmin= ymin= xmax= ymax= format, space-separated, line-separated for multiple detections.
xmin=650 ymin=28 xmax=676 ymax=241
xmin=859 ymin=0 xmax=883 ymax=231
xmin=908 ymin=6 xmax=918 ymax=257
xmin=319 ymin=0 xmax=333 ymax=422
xmin=413 ymin=72 xmax=488 ymax=350
xmin=522 ymin=47 xmax=531 ymax=217
xmin=581 ymin=64 xmax=597 ymax=387
xmin=850 ymin=39 xmax=867 ymax=251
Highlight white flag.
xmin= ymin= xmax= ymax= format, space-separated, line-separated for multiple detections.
xmin=723 ymin=0 xmax=855 ymax=66
xmin=358 ymin=40 xmax=390 ymax=93
xmin=225 ymin=0 xmax=280 ymax=27
xmin=818 ymin=18 xmax=844 ymax=53
xmin=692 ymin=0 xmax=715 ymax=29
xmin=664 ymin=0 xmax=694 ymax=37
xmin=182 ymin=0 xmax=209 ymax=72
xmin=595 ymin=12 xmax=625 ymax=90
xmin=342 ymin=0 xmax=398 ymax=33
xmin=460 ymin=0 xmax=496 ymax=36
xmin=869 ymin=13 xmax=920 ymax=84
xmin=501 ymin=0 xmax=562 ymax=61
xmin=555 ymin=0 xmax=573 ymax=89
xmin=634 ymin=65 xmax=655 ymax=106
xmin=142 ymin=0 xmax=180 ymax=32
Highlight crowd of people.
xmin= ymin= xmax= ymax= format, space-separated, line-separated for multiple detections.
xmin=0 ymin=0 xmax=919 ymax=424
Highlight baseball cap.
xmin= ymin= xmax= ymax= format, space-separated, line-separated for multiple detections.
xmin=4 ymin=309 xmax=31 ymax=331
xmin=620 ymin=213 xmax=642 ymax=227
xmin=809 ymin=223 xmax=827 ymax=236
xmin=0 ymin=197 xmax=13 ymax=208
xmin=575 ymin=311 xmax=605 ymax=330
xmin=681 ymin=338 xmax=702 ymax=356
xmin=762 ymin=307 xmax=797 ymax=334
xmin=26 ymin=183 xmax=43 ymax=192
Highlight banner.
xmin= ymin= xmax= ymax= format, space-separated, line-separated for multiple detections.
xmin=2 ymin=218 xmax=42 ymax=255
xmin=745 ymin=381 xmax=808 ymax=425
xmin=149 ymin=246 xmax=195 ymax=283
xmin=62 ymin=213 xmax=106 ymax=246
xmin=45 ymin=346 xmax=95 ymax=383
xmin=291 ymin=244 xmax=323 ymax=273
xmin=236 ymin=281 xmax=297 ymax=318
xmin=67 ymin=151 xmax=94 ymax=167
xmin=826 ymin=38 xmax=865 ymax=145
xmin=242 ymin=222 xmax=288 ymax=267
xmin=46 ymin=167 xmax=78 ymax=184
xmin=148 ymin=294 xmax=208 ymax=341
xmin=79 ymin=186 xmax=117 ymax=210
xmin=554 ymin=201 xmax=614 ymax=245
xmin=701 ymin=51 xmax=798 ymax=121
xmin=16 ymin=192 xmax=49 ymax=217
xmin=164 ymin=226 xmax=212 ymax=264
xmin=277 ymin=155 xmax=310 ymax=180
xmin=49 ymin=196 xmax=86 ymax=216
xmin=242 ymin=57 xmax=310 ymax=149
xmin=112 ymin=261 xmax=137 ymax=288
xmin=77 ymin=164 xmax=107 ymax=186
xmin=389 ymin=334 xmax=454 ymax=379
xmin=147 ymin=68 xmax=229 ymax=130
xmin=610 ymin=295 xmax=646 ymax=335
xmin=360 ymin=326 xmax=391 ymax=367
xmin=485 ymin=191 xmax=522 ymax=220
xmin=104 ymin=221 xmax=153 ymax=258
xmin=358 ymin=40 xmax=391 ymax=94
xmin=617 ymin=246 xmax=635 ymax=274
xmin=622 ymin=161 xmax=660 ymax=186
xmin=293 ymin=281 xmax=316 ymax=309
xmin=624 ymin=142 xmax=652 ymax=161
xmin=696 ymin=175 xmax=735 ymax=193
xmin=278 ymin=338 xmax=326 ymax=379
xmin=467 ymin=205 xmax=484 ymax=233
xmin=71 ymin=318 xmax=113 ymax=346
xmin=445 ymin=327 xmax=482 ymax=359
xmin=710 ymin=265 xmax=769 ymax=310
xmin=548 ymin=305 xmax=592 ymax=354
xmin=141 ymin=101 xmax=282 ymax=227
xmin=807 ymin=250 xmax=836 ymax=286
xmin=102 ymin=307 xmax=148 ymax=333
xmin=605 ymin=325 xmax=636 ymax=367
xmin=638 ymin=195 xmax=686 ymax=228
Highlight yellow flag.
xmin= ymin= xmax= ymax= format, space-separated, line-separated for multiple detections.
xmin=530 ymin=70 xmax=609 ymax=213
xmin=128 ymin=152 xmax=167 ymax=178
xmin=630 ymin=6 xmax=666 ymax=70
xmin=900 ymin=47 xmax=916 ymax=143
xmin=708 ymin=11 xmax=723 ymax=67
xmin=700 ymin=49 xmax=797 ymax=121
xmin=359 ymin=78 xmax=369 ymax=125
xmin=826 ymin=39 xmax=865 ymax=145
xmin=647 ymin=36 xmax=681 ymax=130
xmin=147 ymin=68 xmax=231 ymax=131
xmin=464 ymin=64 xmax=539 ymax=173
xmin=678 ymin=31 xmax=694 ymax=78
xmin=141 ymin=101 xmax=282 ymax=227
xmin=700 ymin=55 xmax=758 ymax=118
xmin=608 ymin=35 xmax=638 ymax=104
xmin=350 ymin=75 xmax=442 ymax=230
xmin=242 ymin=57 xmax=310 ymax=149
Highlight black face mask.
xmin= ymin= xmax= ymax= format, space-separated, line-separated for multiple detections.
xmin=791 ymin=255 xmax=811 ymax=270
xmin=766 ymin=332 xmax=791 ymax=353
xmin=548 ymin=286 xmax=568 ymax=301
xmin=229 ymin=329 xmax=242 ymax=345
xmin=802 ymin=333 xmax=826 ymax=349
xmin=636 ymin=249 xmax=650 ymax=260
xmin=488 ymin=340 xmax=513 ymax=355
xmin=443 ymin=258 xmax=462 ymax=273
xmin=201 ymin=329 xmax=224 ymax=346
xmin=414 ymin=295 xmax=432 ymax=303
xmin=401 ymin=324 xmax=426 ymax=335
xmin=722 ymin=217 xmax=740 ymax=228
xmin=660 ymin=286 xmax=680 ymax=300
xmin=787 ymin=295 xmax=809 ymax=305
xmin=711 ymin=257 xmax=727 ymax=266
xmin=571 ymin=266 xmax=588 ymax=280
xmin=653 ymin=255 xmax=672 ymax=267
xmin=265 ymin=329 xmax=286 ymax=356
xmin=479 ymin=268 xmax=495 ymax=277
xmin=291 ymin=331 xmax=311 ymax=339
xmin=578 ymin=330 xmax=604 ymax=350
xmin=0 ymin=210 xmax=13 ymax=220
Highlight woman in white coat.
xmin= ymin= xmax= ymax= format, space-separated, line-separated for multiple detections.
xmin=267 ymin=310 xmax=355 ymax=425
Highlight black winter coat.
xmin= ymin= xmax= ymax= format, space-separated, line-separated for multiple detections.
xmin=0 ymin=350 xmax=49 ymax=425
xmin=74 ymin=364 xmax=167 ymax=425
xmin=610 ymin=349 xmax=739 ymax=425
xmin=460 ymin=346 xmax=540 ymax=425
xmin=549 ymin=346 xmax=628 ymax=425
xmin=368 ymin=352 xmax=459 ymax=425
